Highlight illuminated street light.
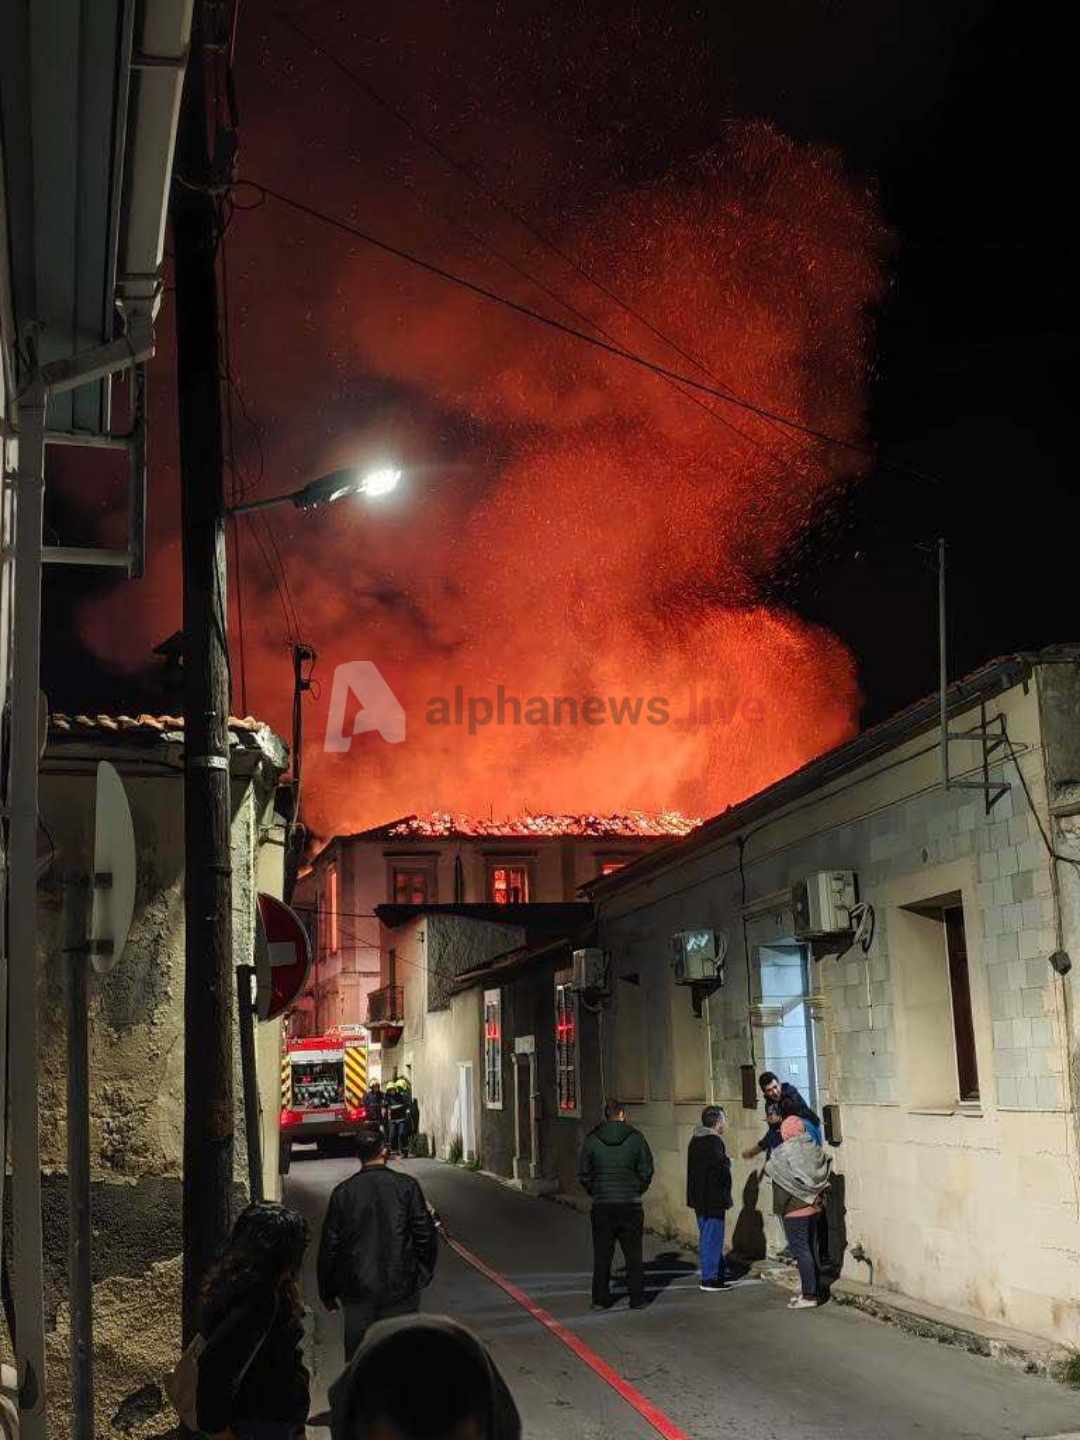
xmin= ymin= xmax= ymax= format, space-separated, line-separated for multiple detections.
xmin=228 ymin=464 xmax=402 ymax=515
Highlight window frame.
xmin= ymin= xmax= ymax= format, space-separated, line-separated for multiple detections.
xmin=326 ymin=861 xmax=339 ymax=955
xmin=390 ymin=863 xmax=436 ymax=906
xmin=486 ymin=860 xmax=531 ymax=905
xmin=554 ymin=974 xmax=581 ymax=1119
xmin=483 ymin=988 xmax=503 ymax=1110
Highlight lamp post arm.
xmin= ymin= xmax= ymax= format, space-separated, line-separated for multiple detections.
xmin=228 ymin=492 xmax=294 ymax=516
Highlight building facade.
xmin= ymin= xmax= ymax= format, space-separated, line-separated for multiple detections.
xmin=35 ymin=713 xmax=288 ymax=1439
xmin=294 ymin=813 xmax=693 ymax=1038
xmin=589 ymin=649 xmax=1080 ymax=1346
xmin=374 ymin=904 xmax=596 ymax=1179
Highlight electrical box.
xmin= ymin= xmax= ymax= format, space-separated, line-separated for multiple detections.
xmin=671 ymin=929 xmax=726 ymax=985
xmin=792 ymin=870 xmax=857 ymax=939
xmin=823 ymin=1104 xmax=842 ymax=1146
xmin=571 ymin=948 xmax=607 ymax=992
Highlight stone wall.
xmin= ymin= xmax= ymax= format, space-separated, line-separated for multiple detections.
xmin=31 ymin=746 xmax=283 ymax=1438
xmin=597 ymin=662 xmax=1080 ymax=1344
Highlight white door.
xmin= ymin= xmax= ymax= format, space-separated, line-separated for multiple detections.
xmin=458 ymin=1062 xmax=476 ymax=1161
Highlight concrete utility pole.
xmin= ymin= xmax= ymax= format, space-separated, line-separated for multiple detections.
xmin=171 ymin=0 xmax=235 ymax=1343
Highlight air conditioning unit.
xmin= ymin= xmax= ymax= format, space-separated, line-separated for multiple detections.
xmin=671 ymin=929 xmax=727 ymax=985
xmin=792 ymin=870 xmax=857 ymax=938
xmin=571 ymin=948 xmax=608 ymax=992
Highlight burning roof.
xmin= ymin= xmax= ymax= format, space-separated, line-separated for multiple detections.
xmin=347 ymin=810 xmax=700 ymax=842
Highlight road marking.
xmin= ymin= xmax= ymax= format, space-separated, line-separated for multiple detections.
xmin=447 ymin=1235 xmax=693 ymax=1440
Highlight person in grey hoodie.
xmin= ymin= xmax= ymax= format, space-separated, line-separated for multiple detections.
xmin=577 ymin=1099 xmax=655 ymax=1310
xmin=327 ymin=1314 xmax=521 ymax=1440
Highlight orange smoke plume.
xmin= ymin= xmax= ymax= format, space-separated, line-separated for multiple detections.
xmin=78 ymin=117 xmax=888 ymax=839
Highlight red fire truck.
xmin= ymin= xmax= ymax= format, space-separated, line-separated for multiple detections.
xmin=279 ymin=1026 xmax=370 ymax=1173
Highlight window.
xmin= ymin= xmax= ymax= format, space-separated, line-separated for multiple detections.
xmin=483 ymin=989 xmax=503 ymax=1108
xmin=944 ymin=905 xmax=979 ymax=1102
xmin=758 ymin=944 xmax=817 ymax=1108
xmin=555 ymin=978 xmax=580 ymax=1116
xmin=489 ymin=864 xmax=529 ymax=904
xmin=600 ymin=861 xmax=627 ymax=876
xmin=326 ymin=862 xmax=339 ymax=954
xmin=892 ymin=887 xmax=980 ymax=1110
xmin=392 ymin=867 xmax=432 ymax=904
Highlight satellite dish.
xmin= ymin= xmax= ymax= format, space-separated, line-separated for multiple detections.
xmin=90 ymin=761 xmax=136 ymax=975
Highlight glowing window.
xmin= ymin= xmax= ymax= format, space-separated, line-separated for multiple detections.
xmin=483 ymin=989 xmax=503 ymax=1108
xmin=489 ymin=864 xmax=528 ymax=904
xmin=326 ymin=862 xmax=339 ymax=954
xmin=555 ymin=980 xmax=580 ymax=1117
xmin=600 ymin=861 xmax=627 ymax=876
xmin=393 ymin=867 xmax=431 ymax=904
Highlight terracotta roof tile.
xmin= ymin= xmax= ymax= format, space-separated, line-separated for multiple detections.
xmin=345 ymin=810 xmax=700 ymax=842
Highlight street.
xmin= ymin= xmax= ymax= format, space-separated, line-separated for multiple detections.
xmin=286 ymin=1154 xmax=1080 ymax=1440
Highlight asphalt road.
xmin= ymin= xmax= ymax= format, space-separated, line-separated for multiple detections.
xmin=285 ymin=1152 xmax=1080 ymax=1439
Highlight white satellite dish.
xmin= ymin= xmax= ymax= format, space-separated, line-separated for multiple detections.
xmin=89 ymin=761 xmax=136 ymax=975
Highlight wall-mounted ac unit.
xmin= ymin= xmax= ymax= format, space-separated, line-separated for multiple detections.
xmin=571 ymin=948 xmax=608 ymax=992
xmin=671 ymin=929 xmax=727 ymax=985
xmin=792 ymin=870 xmax=857 ymax=939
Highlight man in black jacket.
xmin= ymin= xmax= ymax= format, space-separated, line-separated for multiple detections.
xmin=577 ymin=1100 xmax=654 ymax=1310
xmin=318 ymin=1127 xmax=438 ymax=1359
xmin=687 ymin=1105 xmax=733 ymax=1291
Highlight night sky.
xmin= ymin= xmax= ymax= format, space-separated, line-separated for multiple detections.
xmin=41 ymin=0 xmax=1076 ymax=825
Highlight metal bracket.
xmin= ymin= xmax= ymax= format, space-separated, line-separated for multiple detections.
xmin=943 ymin=707 xmax=1012 ymax=813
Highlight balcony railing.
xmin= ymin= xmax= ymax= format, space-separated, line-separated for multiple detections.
xmin=367 ymin=985 xmax=405 ymax=1026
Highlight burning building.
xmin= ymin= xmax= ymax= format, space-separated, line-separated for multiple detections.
xmin=290 ymin=810 xmax=697 ymax=1040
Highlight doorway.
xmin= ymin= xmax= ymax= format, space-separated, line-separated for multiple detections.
xmin=458 ymin=1062 xmax=476 ymax=1161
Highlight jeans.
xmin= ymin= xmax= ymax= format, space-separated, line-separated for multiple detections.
xmin=782 ymin=1214 xmax=820 ymax=1300
xmin=390 ymin=1119 xmax=409 ymax=1153
xmin=696 ymin=1215 xmax=726 ymax=1284
xmin=591 ymin=1203 xmax=644 ymax=1305
xmin=343 ymin=1293 xmax=420 ymax=1359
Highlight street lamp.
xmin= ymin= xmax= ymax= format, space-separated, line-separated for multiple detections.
xmin=228 ymin=464 xmax=402 ymax=515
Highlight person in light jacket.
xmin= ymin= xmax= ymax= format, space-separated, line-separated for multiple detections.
xmin=577 ymin=1099 xmax=654 ymax=1310
xmin=767 ymin=1114 xmax=831 ymax=1310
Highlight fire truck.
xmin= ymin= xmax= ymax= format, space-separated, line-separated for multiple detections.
xmin=279 ymin=1025 xmax=370 ymax=1173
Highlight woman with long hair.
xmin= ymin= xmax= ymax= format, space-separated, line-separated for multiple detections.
xmin=196 ymin=1201 xmax=311 ymax=1440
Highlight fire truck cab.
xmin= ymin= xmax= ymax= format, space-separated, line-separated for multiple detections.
xmin=279 ymin=1026 xmax=370 ymax=1173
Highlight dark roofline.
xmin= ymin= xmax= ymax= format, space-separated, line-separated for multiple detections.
xmin=454 ymin=929 xmax=588 ymax=991
xmin=375 ymin=902 xmax=593 ymax=932
xmin=585 ymin=646 xmax=1079 ymax=902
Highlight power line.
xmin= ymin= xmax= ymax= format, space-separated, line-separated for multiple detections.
xmin=274 ymin=15 xmax=802 ymax=437
xmin=243 ymin=177 xmax=940 ymax=486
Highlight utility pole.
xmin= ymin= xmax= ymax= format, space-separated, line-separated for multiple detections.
xmin=172 ymin=0 xmax=235 ymax=1343
xmin=284 ymin=642 xmax=314 ymax=901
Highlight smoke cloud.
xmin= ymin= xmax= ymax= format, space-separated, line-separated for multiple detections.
xmin=75 ymin=8 xmax=889 ymax=838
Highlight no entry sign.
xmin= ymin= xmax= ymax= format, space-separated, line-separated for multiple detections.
xmin=253 ymin=893 xmax=313 ymax=1022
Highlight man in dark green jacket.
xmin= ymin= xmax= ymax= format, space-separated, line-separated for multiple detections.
xmin=577 ymin=1100 xmax=655 ymax=1309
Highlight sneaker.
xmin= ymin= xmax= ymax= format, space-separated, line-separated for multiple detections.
xmin=590 ymin=1299 xmax=613 ymax=1311
xmin=788 ymin=1296 xmax=818 ymax=1310
xmin=700 ymin=1280 xmax=728 ymax=1292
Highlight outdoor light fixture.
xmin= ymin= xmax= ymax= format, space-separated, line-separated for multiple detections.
xmin=229 ymin=464 xmax=402 ymax=515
